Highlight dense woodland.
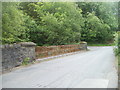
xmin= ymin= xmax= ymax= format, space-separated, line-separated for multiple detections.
xmin=2 ymin=2 xmax=118 ymax=46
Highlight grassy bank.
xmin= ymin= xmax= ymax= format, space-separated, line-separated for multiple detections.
xmin=88 ymin=43 xmax=114 ymax=46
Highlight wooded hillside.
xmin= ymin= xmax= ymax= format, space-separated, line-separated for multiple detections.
xmin=2 ymin=2 xmax=118 ymax=46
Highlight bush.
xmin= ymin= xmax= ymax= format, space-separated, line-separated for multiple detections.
xmin=118 ymin=32 xmax=120 ymax=55
xmin=114 ymin=32 xmax=120 ymax=56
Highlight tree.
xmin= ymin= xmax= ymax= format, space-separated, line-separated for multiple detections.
xmin=2 ymin=2 xmax=28 ymax=44
xmin=20 ymin=2 xmax=84 ymax=45
xmin=77 ymin=2 xmax=118 ymax=43
xmin=2 ymin=2 xmax=118 ymax=45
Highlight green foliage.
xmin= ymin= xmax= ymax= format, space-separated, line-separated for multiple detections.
xmin=117 ymin=31 xmax=120 ymax=55
xmin=114 ymin=32 xmax=120 ymax=56
xmin=2 ymin=2 xmax=118 ymax=45
xmin=22 ymin=57 xmax=30 ymax=65
xmin=81 ymin=12 xmax=112 ymax=43
xmin=2 ymin=2 xmax=29 ymax=44
xmin=88 ymin=43 xmax=114 ymax=46
xmin=118 ymin=32 xmax=120 ymax=55
xmin=20 ymin=2 xmax=84 ymax=45
xmin=77 ymin=2 xmax=118 ymax=30
xmin=77 ymin=2 xmax=117 ymax=43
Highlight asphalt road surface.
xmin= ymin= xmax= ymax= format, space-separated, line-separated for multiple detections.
xmin=1 ymin=46 xmax=118 ymax=88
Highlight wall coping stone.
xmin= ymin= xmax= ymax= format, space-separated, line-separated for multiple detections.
xmin=80 ymin=41 xmax=87 ymax=44
xmin=19 ymin=42 xmax=36 ymax=47
xmin=1 ymin=42 xmax=36 ymax=49
xmin=1 ymin=44 xmax=21 ymax=49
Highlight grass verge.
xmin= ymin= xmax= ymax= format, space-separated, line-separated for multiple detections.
xmin=88 ymin=43 xmax=115 ymax=46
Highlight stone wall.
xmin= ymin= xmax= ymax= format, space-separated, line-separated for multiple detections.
xmin=79 ymin=41 xmax=87 ymax=50
xmin=1 ymin=42 xmax=36 ymax=72
xmin=36 ymin=42 xmax=87 ymax=59
xmin=1 ymin=41 xmax=87 ymax=73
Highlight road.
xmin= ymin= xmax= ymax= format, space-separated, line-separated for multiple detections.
xmin=1 ymin=46 xmax=118 ymax=88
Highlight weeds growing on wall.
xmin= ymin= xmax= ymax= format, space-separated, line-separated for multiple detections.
xmin=22 ymin=57 xmax=30 ymax=65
